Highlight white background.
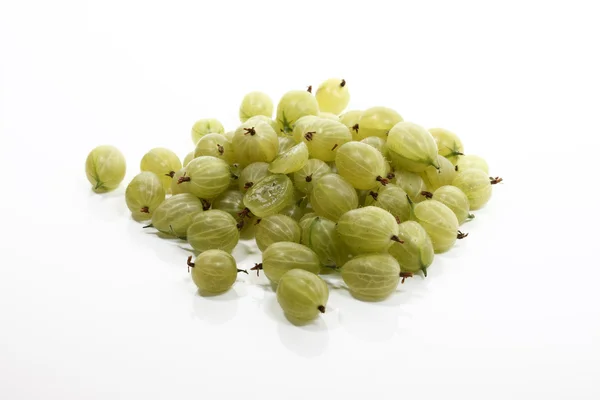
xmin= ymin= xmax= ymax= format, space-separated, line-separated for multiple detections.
xmin=1 ymin=0 xmax=599 ymax=399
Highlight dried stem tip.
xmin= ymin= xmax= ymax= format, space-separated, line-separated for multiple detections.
xmin=238 ymin=207 xmax=251 ymax=219
xmin=244 ymin=127 xmax=256 ymax=136
xmin=304 ymin=131 xmax=315 ymax=141
xmin=421 ymin=191 xmax=434 ymax=199
xmin=237 ymin=269 xmax=248 ymax=275
xmin=177 ymin=172 xmax=190 ymax=184
xmin=305 ymin=174 xmax=313 ymax=183
xmin=187 ymin=256 xmax=195 ymax=272
xmin=490 ymin=176 xmax=503 ymax=184
xmin=376 ymin=176 xmax=389 ymax=186
xmin=140 ymin=206 xmax=149 ymax=214
xmin=457 ymin=230 xmax=469 ymax=239
xmin=201 ymin=199 xmax=211 ymax=211
xmin=340 ymin=79 xmax=346 ymax=87
xmin=331 ymin=144 xmax=338 ymax=151
xmin=165 ymin=171 xmax=176 ymax=178
xmin=307 ymin=85 xmax=312 ymax=93
xmin=250 ymin=263 xmax=263 ymax=276
xmin=244 ymin=181 xmax=254 ymax=190
xmin=400 ymin=272 xmax=413 ymax=284
xmin=236 ymin=219 xmax=245 ymax=230
xmin=369 ymin=191 xmax=378 ymax=200
xmin=217 ymin=144 xmax=224 ymax=155
xmin=386 ymin=172 xmax=395 ymax=180
xmin=318 ymin=305 xmax=326 ymax=313
xmin=391 ymin=235 xmax=404 ymax=244
xmin=351 ymin=123 xmax=359 ymax=133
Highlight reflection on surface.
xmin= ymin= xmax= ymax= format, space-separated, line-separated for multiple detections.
xmin=190 ymin=287 xmax=240 ymax=324
xmin=277 ymin=313 xmax=330 ymax=358
xmin=337 ymin=283 xmax=421 ymax=342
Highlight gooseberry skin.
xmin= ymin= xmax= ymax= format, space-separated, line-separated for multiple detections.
xmin=268 ymin=141 xmax=309 ymax=174
xmin=388 ymin=221 xmax=434 ymax=276
xmin=150 ymin=193 xmax=204 ymax=238
xmin=239 ymin=91 xmax=274 ymax=122
xmin=238 ymin=162 xmax=272 ymax=192
xmin=363 ymin=184 xmax=411 ymax=223
xmin=232 ymin=120 xmax=279 ymax=167
xmin=125 ymin=171 xmax=166 ymax=219
xmin=190 ymin=250 xmax=239 ymax=295
xmin=310 ymin=174 xmax=359 ymax=222
xmin=357 ymin=106 xmax=403 ymax=139
xmin=276 ymin=269 xmax=329 ymax=324
xmin=387 ymin=122 xmax=440 ymax=172
xmin=292 ymin=159 xmax=332 ymax=194
xmin=393 ymin=170 xmax=428 ymax=203
xmin=429 ymin=127 xmax=464 ymax=164
xmin=315 ymin=78 xmax=350 ymax=115
xmin=181 ymin=156 xmax=231 ymax=200
xmin=191 ymin=118 xmax=225 ymax=145
xmin=412 ymin=199 xmax=459 ymax=253
xmin=452 ymin=168 xmax=493 ymax=210
xmin=300 ymin=215 xmax=353 ymax=269
xmin=255 ymin=214 xmax=302 ymax=252
xmin=140 ymin=147 xmax=183 ymax=192
xmin=334 ymin=141 xmax=387 ymax=190
xmin=420 ymin=155 xmax=457 ymax=191
xmin=276 ymin=90 xmax=320 ymax=135
xmin=432 ymin=185 xmax=473 ymax=224
xmin=85 ymin=145 xmax=127 ymax=192
xmin=336 ymin=206 xmax=400 ymax=254
xmin=193 ymin=133 xmax=236 ymax=165
xmin=455 ymin=154 xmax=490 ymax=174
xmin=339 ymin=109 xmax=363 ymax=141
xmin=262 ymin=242 xmax=321 ymax=284
xmin=186 ymin=210 xmax=240 ymax=254
xmin=292 ymin=116 xmax=352 ymax=162
xmin=341 ymin=253 xmax=401 ymax=301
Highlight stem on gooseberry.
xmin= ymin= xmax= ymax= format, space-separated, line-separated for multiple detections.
xmin=369 ymin=191 xmax=378 ymax=200
xmin=391 ymin=235 xmax=404 ymax=244
xmin=420 ymin=191 xmax=433 ymax=199
xmin=340 ymin=79 xmax=346 ymax=88
xmin=307 ymin=85 xmax=312 ymax=93
xmin=165 ymin=171 xmax=175 ymax=178
xmin=237 ymin=269 xmax=248 ymax=274
xmin=318 ymin=305 xmax=326 ymax=313
xmin=421 ymin=266 xmax=428 ymax=278
xmin=457 ymin=231 xmax=469 ymax=239
xmin=305 ymin=174 xmax=313 ymax=182
xmin=490 ymin=176 xmax=503 ymax=184
xmin=140 ymin=206 xmax=149 ymax=213
xmin=244 ymin=127 xmax=256 ymax=136
xmin=331 ymin=144 xmax=338 ymax=151
xmin=201 ymin=199 xmax=211 ymax=211
xmin=217 ymin=144 xmax=224 ymax=155
xmin=244 ymin=181 xmax=254 ymax=189
xmin=304 ymin=131 xmax=315 ymax=141
xmin=399 ymin=272 xmax=413 ymax=284
xmin=376 ymin=176 xmax=389 ymax=185
xmin=187 ymin=256 xmax=195 ymax=272
xmin=238 ymin=207 xmax=251 ymax=219
xmin=177 ymin=172 xmax=190 ymax=184
xmin=250 ymin=263 xmax=263 ymax=276
xmin=386 ymin=172 xmax=395 ymax=180
xmin=351 ymin=124 xmax=359 ymax=133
